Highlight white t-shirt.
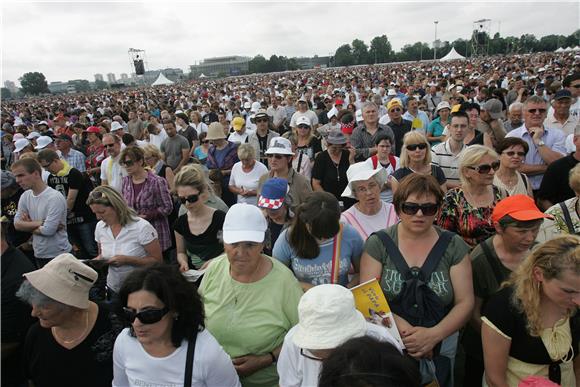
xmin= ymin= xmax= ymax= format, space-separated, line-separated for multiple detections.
xmin=340 ymin=201 xmax=399 ymax=240
xmin=113 ymin=328 xmax=241 ymax=387
xmin=228 ymin=129 xmax=255 ymax=145
xmin=95 ymin=218 xmax=158 ymax=292
xmin=100 ymin=155 xmax=127 ymax=194
xmin=149 ymin=128 xmax=168 ymax=150
xmin=228 ymin=160 xmax=268 ymax=205
xmin=277 ymin=322 xmax=403 ymax=387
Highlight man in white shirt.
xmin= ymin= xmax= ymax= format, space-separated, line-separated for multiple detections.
xmin=100 ymin=133 xmax=126 ymax=193
xmin=402 ymin=98 xmax=430 ymax=134
xmin=290 ymin=97 xmax=319 ymax=130
xmin=432 ymin=111 xmax=469 ymax=189
xmin=544 ymin=90 xmax=579 ymax=136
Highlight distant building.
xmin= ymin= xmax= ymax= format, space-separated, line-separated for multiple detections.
xmin=294 ymin=56 xmax=332 ymax=70
xmin=120 ymin=73 xmax=129 ymax=80
xmin=189 ymin=56 xmax=250 ymax=78
xmin=4 ymin=80 xmax=18 ymax=94
xmin=94 ymin=74 xmax=104 ymax=82
xmin=106 ymin=73 xmax=116 ymax=84
xmin=48 ymin=81 xmax=68 ymax=94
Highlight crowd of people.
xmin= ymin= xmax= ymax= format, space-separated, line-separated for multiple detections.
xmin=1 ymin=50 xmax=580 ymax=387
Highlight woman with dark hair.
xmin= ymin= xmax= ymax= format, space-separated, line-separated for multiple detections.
xmin=318 ymin=336 xmax=421 ymax=387
xmin=273 ymin=191 xmax=363 ymax=290
xmin=494 ymin=137 xmax=533 ymax=197
xmin=113 ymin=263 xmax=240 ymax=386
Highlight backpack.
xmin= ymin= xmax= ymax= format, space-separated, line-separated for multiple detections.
xmin=373 ymin=230 xmax=453 ymax=328
xmin=371 ymin=154 xmax=397 ymax=171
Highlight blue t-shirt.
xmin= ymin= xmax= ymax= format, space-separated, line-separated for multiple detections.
xmin=272 ymin=224 xmax=363 ymax=286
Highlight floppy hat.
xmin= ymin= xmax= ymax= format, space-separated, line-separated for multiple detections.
xmin=387 ymin=88 xmax=397 ymax=96
xmin=13 ymin=133 xmax=25 ymax=142
xmin=34 ymin=136 xmax=53 ymax=150
xmin=436 ymin=101 xmax=451 ymax=112
xmin=14 ymin=138 xmax=31 ymax=153
xmin=257 ymin=178 xmax=288 ymax=210
xmin=254 ymin=109 xmax=268 ymax=120
xmin=265 ymin=137 xmax=294 ymax=155
xmin=296 ymin=116 xmax=311 ymax=127
xmin=110 ymin=121 xmax=124 ymax=132
xmin=292 ymin=284 xmax=367 ymax=350
xmin=326 ymin=130 xmax=347 ymax=145
xmin=491 ymin=194 xmax=553 ymax=223
xmin=27 ymin=131 xmax=41 ymax=140
xmin=205 ymin=122 xmax=226 ymax=140
xmin=232 ymin=116 xmax=246 ymax=131
xmin=342 ymin=162 xmax=388 ymax=199
xmin=23 ymin=253 xmax=98 ymax=309
xmin=482 ymin=99 xmax=503 ymax=120
xmin=223 ymin=203 xmax=268 ymax=244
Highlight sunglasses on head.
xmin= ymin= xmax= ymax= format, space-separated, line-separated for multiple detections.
xmin=178 ymin=194 xmax=199 ymax=204
xmin=527 ymin=108 xmax=546 ymax=114
xmin=468 ymin=160 xmax=500 ymax=174
xmin=123 ymin=307 xmax=169 ymax=324
xmin=401 ymin=202 xmax=439 ymax=216
xmin=88 ymin=190 xmax=109 ymax=201
xmin=503 ymin=151 xmax=526 ymax=157
xmin=406 ymin=143 xmax=428 ymax=151
xmin=267 ymin=154 xmax=285 ymax=159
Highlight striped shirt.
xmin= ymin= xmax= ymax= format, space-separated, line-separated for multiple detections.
xmin=431 ymin=139 xmax=466 ymax=185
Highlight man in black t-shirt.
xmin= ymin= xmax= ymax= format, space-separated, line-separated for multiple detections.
xmin=37 ymin=149 xmax=98 ymax=259
xmin=1 ymin=170 xmax=32 ymax=248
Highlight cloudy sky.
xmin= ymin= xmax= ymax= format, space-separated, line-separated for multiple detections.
xmin=2 ymin=1 xmax=578 ymax=86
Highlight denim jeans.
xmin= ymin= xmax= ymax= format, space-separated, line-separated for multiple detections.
xmin=68 ymin=221 xmax=98 ymax=259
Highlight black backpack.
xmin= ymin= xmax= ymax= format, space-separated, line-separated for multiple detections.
xmin=373 ymin=230 xmax=453 ymax=328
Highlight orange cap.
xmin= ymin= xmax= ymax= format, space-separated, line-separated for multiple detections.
xmin=492 ymin=195 xmax=553 ymax=223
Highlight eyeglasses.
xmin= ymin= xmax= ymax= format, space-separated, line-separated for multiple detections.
xmin=527 ymin=108 xmax=546 ymax=114
xmin=104 ymin=143 xmax=116 ymax=148
xmin=401 ymin=202 xmax=439 ymax=216
xmin=389 ymin=108 xmax=402 ymax=113
xmin=467 ymin=160 xmax=500 ymax=174
xmin=503 ymin=151 xmax=526 ymax=157
xmin=267 ymin=154 xmax=285 ymax=159
xmin=256 ymin=118 xmax=269 ymax=123
xmin=406 ymin=143 xmax=428 ymax=151
xmin=300 ymin=348 xmax=324 ymax=361
xmin=355 ymin=181 xmax=380 ymax=194
xmin=122 ymin=159 xmax=135 ymax=167
xmin=178 ymin=194 xmax=199 ymax=204
xmin=122 ymin=307 xmax=169 ymax=324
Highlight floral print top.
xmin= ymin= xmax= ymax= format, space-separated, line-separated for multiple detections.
xmin=437 ymin=186 xmax=505 ymax=247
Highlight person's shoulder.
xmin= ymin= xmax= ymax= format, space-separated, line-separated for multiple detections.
xmin=431 ymin=141 xmax=447 ymax=153
xmin=505 ymin=125 xmax=525 ymax=138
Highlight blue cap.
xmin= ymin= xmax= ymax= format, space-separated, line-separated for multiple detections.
xmin=258 ymin=178 xmax=288 ymax=209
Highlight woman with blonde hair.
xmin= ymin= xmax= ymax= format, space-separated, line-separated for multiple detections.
xmin=173 ymin=165 xmax=226 ymax=271
xmin=228 ymin=143 xmax=268 ymax=206
xmin=482 ymin=235 xmax=580 ymax=387
xmin=438 ymin=145 xmax=505 ymax=247
xmin=391 ymin=131 xmax=447 ymax=194
xmin=142 ymin=144 xmax=174 ymax=191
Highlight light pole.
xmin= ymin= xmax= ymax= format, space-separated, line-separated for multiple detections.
xmin=434 ymin=21 xmax=439 ymax=60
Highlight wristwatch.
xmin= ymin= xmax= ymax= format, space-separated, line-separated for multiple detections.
xmin=537 ymin=140 xmax=545 ymax=147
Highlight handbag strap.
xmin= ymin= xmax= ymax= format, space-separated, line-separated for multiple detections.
xmin=559 ymin=202 xmax=576 ymax=234
xmin=479 ymin=239 xmax=505 ymax=286
xmin=184 ymin=330 xmax=198 ymax=387
xmin=330 ymin=223 xmax=344 ymax=284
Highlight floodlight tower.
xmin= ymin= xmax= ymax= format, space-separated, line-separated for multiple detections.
xmin=471 ymin=19 xmax=492 ymax=57
xmin=128 ymin=48 xmax=147 ymax=84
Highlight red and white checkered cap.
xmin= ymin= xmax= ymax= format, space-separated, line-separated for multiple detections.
xmin=258 ymin=197 xmax=284 ymax=210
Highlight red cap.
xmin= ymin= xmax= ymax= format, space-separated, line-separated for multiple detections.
xmin=335 ymin=99 xmax=344 ymax=106
xmin=492 ymin=195 xmax=553 ymax=223
xmin=84 ymin=126 xmax=101 ymax=134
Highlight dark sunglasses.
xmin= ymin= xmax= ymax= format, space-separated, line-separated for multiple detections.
xmin=401 ymin=202 xmax=439 ymax=216
xmin=297 ymin=125 xmax=310 ymax=129
xmin=572 ymin=85 xmax=580 ymax=89
xmin=503 ymin=151 xmax=526 ymax=157
xmin=202 ymin=140 xmax=210 ymax=144
xmin=88 ymin=190 xmax=109 ymax=201
xmin=256 ymin=118 xmax=269 ymax=123
xmin=122 ymin=307 xmax=169 ymax=324
xmin=390 ymin=108 xmax=402 ymax=112
xmin=267 ymin=154 xmax=285 ymax=159
xmin=179 ymin=194 xmax=199 ymax=204
xmin=406 ymin=143 xmax=428 ymax=151
xmin=527 ymin=108 xmax=546 ymax=114
xmin=104 ymin=143 xmax=116 ymax=148
xmin=122 ymin=159 xmax=135 ymax=167
xmin=468 ymin=160 xmax=500 ymax=174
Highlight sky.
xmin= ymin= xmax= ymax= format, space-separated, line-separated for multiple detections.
xmin=2 ymin=1 xmax=579 ymax=86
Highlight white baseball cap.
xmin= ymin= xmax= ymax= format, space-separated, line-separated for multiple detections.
xmin=296 ymin=116 xmax=311 ymax=127
xmin=110 ymin=121 xmax=123 ymax=132
xmin=265 ymin=137 xmax=294 ymax=156
xmin=34 ymin=136 xmax=53 ymax=150
xmin=222 ymin=203 xmax=268 ymax=244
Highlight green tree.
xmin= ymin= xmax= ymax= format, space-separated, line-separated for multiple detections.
xmin=74 ymin=80 xmax=91 ymax=92
xmin=334 ymin=44 xmax=354 ymax=66
xmin=19 ymin=72 xmax=50 ymax=95
xmin=249 ymin=55 xmax=269 ymax=73
xmin=1 ymin=87 xmax=12 ymax=99
xmin=351 ymin=39 xmax=370 ymax=65
xmin=94 ymin=79 xmax=109 ymax=90
xmin=269 ymin=55 xmax=283 ymax=72
xmin=369 ymin=35 xmax=393 ymax=64
xmin=519 ymin=34 xmax=539 ymax=53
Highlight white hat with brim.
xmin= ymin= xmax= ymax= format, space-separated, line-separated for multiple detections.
xmin=24 ymin=253 xmax=98 ymax=309
xmin=222 ymin=203 xmax=267 ymax=244
xmin=292 ymin=284 xmax=367 ymax=350
xmin=265 ymin=137 xmax=294 ymax=156
xmin=110 ymin=122 xmax=123 ymax=132
xmin=341 ymin=162 xmax=388 ymax=199
xmin=34 ymin=136 xmax=53 ymax=150
xmin=14 ymin=138 xmax=31 ymax=153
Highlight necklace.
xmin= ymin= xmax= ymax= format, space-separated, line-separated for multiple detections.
xmin=229 ymin=257 xmax=264 ymax=305
xmin=52 ymin=310 xmax=90 ymax=344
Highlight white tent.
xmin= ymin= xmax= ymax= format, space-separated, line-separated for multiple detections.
xmin=199 ymin=73 xmax=207 ymax=78
xmin=574 ymin=46 xmax=580 ymax=51
xmin=555 ymin=47 xmax=565 ymax=53
xmin=564 ymin=47 xmax=574 ymax=52
xmin=439 ymin=47 xmax=465 ymax=61
xmin=151 ymin=72 xmax=174 ymax=86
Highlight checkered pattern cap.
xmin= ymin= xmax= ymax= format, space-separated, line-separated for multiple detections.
xmin=257 ymin=178 xmax=288 ymax=210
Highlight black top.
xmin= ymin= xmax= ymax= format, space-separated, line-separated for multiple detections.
xmin=387 ymin=119 xmax=413 ymax=157
xmin=1 ymin=187 xmax=31 ymax=246
xmin=392 ymin=165 xmax=447 ymax=185
xmin=47 ymin=168 xmax=96 ymax=224
xmin=173 ymin=210 xmax=226 ymax=267
xmin=295 ymin=136 xmax=322 ymax=162
xmin=483 ymin=286 xmax=580 ymax=365
xmin=311 ymin=150 xmax=350 ymax=200
xmin=467 ymin=129 xmax=485 ymax=146
xmin=537 ymin=154 xmax=579 ymax=205
xmin=180 ymin=125 xmax=199 ymax=148
xmin=1 ymin=246 xmax=35 ymax=343
xmin=24 ymin=303 xmax=119 ymax=387
xmin=202 ymin=112 xmax=218 ymax=125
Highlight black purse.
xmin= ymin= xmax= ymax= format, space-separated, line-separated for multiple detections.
xmin=184 ymin=331 xmax=198 ymax=387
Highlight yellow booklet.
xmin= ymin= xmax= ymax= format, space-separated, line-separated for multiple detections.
xmin=351 ymin=278 xmax=405 ymax=349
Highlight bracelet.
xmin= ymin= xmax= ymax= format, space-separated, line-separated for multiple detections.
xmin=269 ymin=352 xmax=277 ymax=364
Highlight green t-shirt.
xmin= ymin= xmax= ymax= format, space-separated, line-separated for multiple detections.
xmin=364 ymin=225 xmax=470 ymax=307
xmin=470 ymin=236 xmax=512 ymax=301
xmin=199 ymin=254 xmax=303 ymax=387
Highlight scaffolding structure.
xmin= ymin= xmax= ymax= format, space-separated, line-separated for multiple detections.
xmin=471 ymin=19 xmax=492 ymax=57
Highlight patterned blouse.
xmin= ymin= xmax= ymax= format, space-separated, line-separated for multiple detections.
xmin=437 ymin=185 xmax=505 ymax=247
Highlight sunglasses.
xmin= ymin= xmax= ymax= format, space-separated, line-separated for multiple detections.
xmin=527 ymin=108 xmax=546 ymax=114
xmin=572 ymin=85 xmax=580 ymax=89
xmin=390 ymin=108 xmax=402 ymax=112
xmin=123 ymin=307 xmax=169 ymax=324
xmin=267 ymin=154 xmax=286 ymax=159
xmin=88 ymin=190 xmax=109 ymax=202
xmin=467 ymin=160 xmax=500 ymax=174
xmin=178 ymin=194 xmax=199 ymax=204
xmin=406 ymin=143 xmax=428 ymax=151
xmin=503 ymin=151 xmax=526 ymax=157
xmin=256 ymin=118 xmax=269 ymax=123
xmin=401 ymin=202 xmax=439 ymax=216
xmin=202 ymin=140 xmax=210 ymax=144
xmin=122 ymin=159 xmax=135 ymax=167
xmin=104 ymin=143 xmax=116 ymax=148
xmin=297 ymin=125 xmax=310 ymax=129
